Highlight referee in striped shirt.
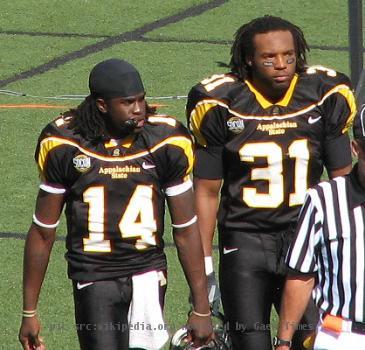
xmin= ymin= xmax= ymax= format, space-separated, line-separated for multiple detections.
xmin=275 ymin=111 xmax=365 ymax=349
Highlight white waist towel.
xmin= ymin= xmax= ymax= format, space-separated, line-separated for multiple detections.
xmin=128 ymin=270 xmax=169 ymax=350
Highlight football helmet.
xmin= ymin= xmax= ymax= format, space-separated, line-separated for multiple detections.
xmin=169 ymin=311 xmax=232 ymax=350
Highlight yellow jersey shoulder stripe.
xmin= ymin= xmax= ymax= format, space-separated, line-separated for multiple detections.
xmin=190 ymin=84 xmax=355 ymax=122
xmin=148 ymin=115 xmax=177 ymax=127
xmin=37 ymin=135 xmax=193 ymax=175
xmin=337 ymin=87 xmax=357 ymax=133
xmin=189 ymin=101 xmax=220 ymax=146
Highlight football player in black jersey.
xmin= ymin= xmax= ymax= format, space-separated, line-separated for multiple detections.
xmin=186 ymin=16 xmax=356 ymax=350
xmin=19 ymin=58 xmax=213 ymax=350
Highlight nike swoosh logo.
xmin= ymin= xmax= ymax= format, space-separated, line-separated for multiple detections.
xmin=142 ymin=161 xmax=156 ymax=169
xmin=223 ymin=247 xmax=238 ymax=255
xmin=76 ymin=282 xmax=94 ymax=290
xmin=308 ymin=116 xmax=322 ymax=124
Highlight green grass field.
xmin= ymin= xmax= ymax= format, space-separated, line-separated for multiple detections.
xmin=0 ymin=1 xmax=363 ymax=348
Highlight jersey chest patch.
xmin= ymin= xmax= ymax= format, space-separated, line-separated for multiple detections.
xmin=73 ymin=154 xmax=92 ymax=173
xmin=227 ymin=116 xmax=245 ymax=134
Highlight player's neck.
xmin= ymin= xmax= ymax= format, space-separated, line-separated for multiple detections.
xmin=250 ymin=78 xmax=287 ymax=104
xmin=105 ymin=128 xmax=129 ymax=140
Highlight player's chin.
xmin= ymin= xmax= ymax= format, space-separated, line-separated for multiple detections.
xmin=134 ymin=119 xmax=146 ymax=132
xmin=273 ymin=74 xmax=294 ymax=87
xmin=132 ymin=127 xmax=144 ymax=134
xmin=272 ymin=80 xmax=291 ymax=92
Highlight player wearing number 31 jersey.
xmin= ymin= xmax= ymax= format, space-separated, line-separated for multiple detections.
xmin=187 ymin=65 xmax=355 ymax=232
xmin=186 ymin=16 xmax=356 ymax=350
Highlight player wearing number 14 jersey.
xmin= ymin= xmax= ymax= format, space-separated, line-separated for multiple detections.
xmin=187 ymin=16 xmax=356 ymax=350
xmin=19 ymin=59 xmax=213 ymax=350
xmin=36 ymin=109 xmax=192 ymax=281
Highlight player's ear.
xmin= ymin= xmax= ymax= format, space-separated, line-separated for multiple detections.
xmin=245 ymin=55 xmax=253 ymax=67
xmin=95 ymin=98 xmax=108 ymax=114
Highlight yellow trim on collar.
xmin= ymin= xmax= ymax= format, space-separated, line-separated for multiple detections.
xmin=245 ymin=74 xmax=298 ymax=109
xmin=104 ymin=135 xmax=136 ymax=149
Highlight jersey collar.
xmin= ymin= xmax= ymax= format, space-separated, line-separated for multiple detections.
xmin=104 ymin=134 xmax=135 ymax=149
xmin=245 ymin=74 xmax=298 ymax=109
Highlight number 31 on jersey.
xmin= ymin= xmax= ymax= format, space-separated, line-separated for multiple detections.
xmin=240 ymin=140 xmax=309 ymax=208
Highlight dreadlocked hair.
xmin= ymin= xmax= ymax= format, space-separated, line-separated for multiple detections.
xmin=65 ymin=95 xmax=157 ymax=142
xmin=66 ymin=95 xmax=107 ymax=142
xmin=229 ymin=15 xmax=309 ymax=79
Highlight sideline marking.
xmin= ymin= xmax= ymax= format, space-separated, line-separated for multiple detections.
xmin=0 ymin=104 xmax=69 ymax=109
xmin=0 ymin=103 xmax=166 ymax=109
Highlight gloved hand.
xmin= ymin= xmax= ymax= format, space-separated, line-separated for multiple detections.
xmin=206 ymin=271 xmax=221 ymax=315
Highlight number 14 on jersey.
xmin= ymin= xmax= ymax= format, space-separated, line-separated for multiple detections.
xmin=83 ymin=185 xmax=157 ymax=252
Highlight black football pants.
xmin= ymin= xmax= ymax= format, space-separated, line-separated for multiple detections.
xmin=72 ymin=276 xmax=166 ymax=350
xmin=219 ymin=230 xmax=318 ymax=350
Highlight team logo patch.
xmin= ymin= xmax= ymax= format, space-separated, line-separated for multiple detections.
xmin=112 ymin=149 xmax=120 ymax=157
xmin=73 ymin=154 xmax=91 ymax=173
xmin=227 ymin=116 xmax=245 ymax=134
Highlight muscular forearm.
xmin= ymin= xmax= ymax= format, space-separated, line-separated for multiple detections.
xmin=277 ymin=275 xmax=315 ymax=344
xmin=328 ymin=164 xmax=352 ymax=178
xmin=195 ymin=194 xmax=219 ymax=257
xmin=193 ymin=178 xmax=221 ymax=257
xmin=174 ymin=225 xmax=210 ymax=313
xmin=23 ymin=225 xmax=56 ymax=310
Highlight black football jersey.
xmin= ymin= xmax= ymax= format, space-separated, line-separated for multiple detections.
xmin=187 ymin=66 xmax=356 ymax=232
xmin=35 ymin=114 xmax=194 ymax=281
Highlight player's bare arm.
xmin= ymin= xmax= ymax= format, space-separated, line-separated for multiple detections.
xmin=193 ymin=177 xmax=222 ymax=257
xmin=19 ymin=190 xmax=64 ymax=350
xmin=167 ymin=188 xmax=213 ymax=346
xmin=328 ymin=164 xmax=352 ymax=178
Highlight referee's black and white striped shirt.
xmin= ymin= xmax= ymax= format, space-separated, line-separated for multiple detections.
xmin=286 ymin=164 xmax=365 ymax=323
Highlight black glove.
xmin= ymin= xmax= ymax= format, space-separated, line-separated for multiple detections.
xmin=206 ymin=271 xmax=221 ymax=315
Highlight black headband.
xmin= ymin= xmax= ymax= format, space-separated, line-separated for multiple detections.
xmin=89 ymin=58 xmax=145 ymax=99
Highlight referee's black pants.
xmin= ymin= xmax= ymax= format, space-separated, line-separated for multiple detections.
xmin=219 ymin=230 xmax=318 ymax=350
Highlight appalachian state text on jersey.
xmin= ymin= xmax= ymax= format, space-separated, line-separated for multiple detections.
xmin=35 ymin=115 xmax=193 ymax=281
xmin=187 ymin=66 xmax=356 ymax=232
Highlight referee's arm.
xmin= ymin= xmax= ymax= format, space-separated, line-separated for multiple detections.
xmin=276 ymin=190 xmax=321 ymax=348
xmin=276 ymin=273 xmax=315 ymax=348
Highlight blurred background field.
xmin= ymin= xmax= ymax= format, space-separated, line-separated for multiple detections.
xmin=0 ymin=1 xmax=363 ymax=348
